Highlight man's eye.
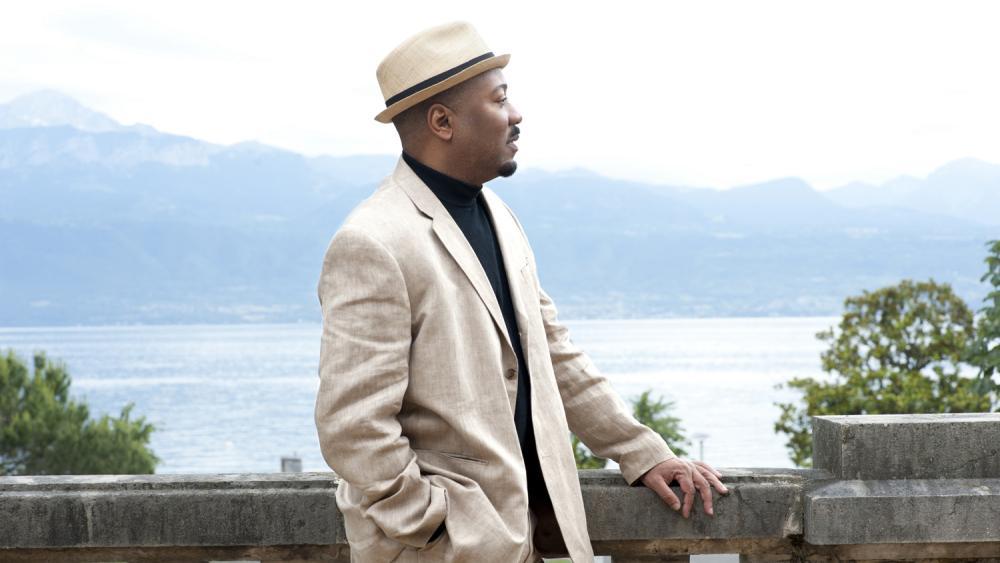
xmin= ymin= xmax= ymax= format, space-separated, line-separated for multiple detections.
xmin=498 ymin=97 xmax=507 ymax=105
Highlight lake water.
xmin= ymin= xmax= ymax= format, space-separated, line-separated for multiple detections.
xmin=0 ymin=317 xmax=837 ymax=474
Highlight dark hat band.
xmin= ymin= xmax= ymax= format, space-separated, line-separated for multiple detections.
xmin=384 ymin=52 xmax=495 ymax=108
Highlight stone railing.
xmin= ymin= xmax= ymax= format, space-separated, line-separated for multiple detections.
xmin=1 ymin=413 xmax=999 ymax=562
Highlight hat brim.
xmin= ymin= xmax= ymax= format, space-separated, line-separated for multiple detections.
xmin=375 ymin=53 xmax=510 ymax=124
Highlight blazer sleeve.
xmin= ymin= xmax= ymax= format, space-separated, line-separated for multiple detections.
xmin=494 ymin=197 xmax=676 ymax=484
xmin=537 ymin=285 xmax=677 ymax=485
xmin=314 ymin=227 xmax=447 ymax=548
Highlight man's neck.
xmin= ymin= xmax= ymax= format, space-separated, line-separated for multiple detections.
xmin=401 ymin=147 xmax=483 ymax=187
xmin=403 ymin=152 xmax=483 ymax=208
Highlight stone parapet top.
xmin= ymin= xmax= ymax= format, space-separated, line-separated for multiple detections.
xmin=817 ymin=412 xmax=1000 ymax=424
xmin=0 ymin=471 xmax=338 ymax=492
xmin=1 ymin=414 xmax=1000 ymax=561
xmin=813 ymin=412 xmax=1000 ymax=480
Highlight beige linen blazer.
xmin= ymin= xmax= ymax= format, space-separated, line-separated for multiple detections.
xmin=315 ymin=158 xmax=675 ymax=562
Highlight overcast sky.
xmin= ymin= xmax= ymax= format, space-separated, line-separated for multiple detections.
xmin=2 ymin=1 xmax=998 ymax=189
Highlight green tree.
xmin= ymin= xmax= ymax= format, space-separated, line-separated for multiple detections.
xmin=631 ymin=390 xmax=689 ymax=458
xmin=573 ymin=389 xmax=689 ymax=469
xmin=572 ymin=434 xmax=606 ymax=469
xmin=966 ymin=239 xmax=1000 ymax=394
xmin=774 ymin=279 xmax=994 ymax=468
xmin=0 ymin=350 xmax=158 ymax=475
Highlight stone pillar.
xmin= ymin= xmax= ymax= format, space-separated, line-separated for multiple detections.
xmin=812 ymin=412 xmax=1000 ymax=480
xmin=805 ymin=413 xmax=1000 ymax=558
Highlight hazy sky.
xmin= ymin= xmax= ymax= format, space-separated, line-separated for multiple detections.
xmin=2 ymin=1 xmax=998 ymax=189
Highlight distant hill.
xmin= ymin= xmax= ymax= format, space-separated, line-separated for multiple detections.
xmin=827 ymin=158 xmax=1000 ymax=227
xmin=0 ymin=90 xmax=125 ymax=132
xmin=1 ymin=91 xmax=996 ymax=325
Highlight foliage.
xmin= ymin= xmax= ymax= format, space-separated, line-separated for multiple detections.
xmin=573 ymin=389 xmax=689 ymax=469
xmin=631 ymin=390 xmax=689 ymax=458
xmin=774 ymin=279 xmax=994 ymax=468
xmin=965 ymin=239 xmax=1000 ymax=393
xmin=572 ymin=434 xmax=606 ymax=469
xmin=0 ymin=350 xmax=158 ymax=475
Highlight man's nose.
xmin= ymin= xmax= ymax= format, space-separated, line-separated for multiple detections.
xmin=508 ymin=103 xmax=523 ymax=125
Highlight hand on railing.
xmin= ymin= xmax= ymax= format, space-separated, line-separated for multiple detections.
xmin=639 ymin=458 xmax=728 ymax=518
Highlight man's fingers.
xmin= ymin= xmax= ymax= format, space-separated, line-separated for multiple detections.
xmin=645 ymin=473 xmax=681 ymax=511
xmin=644 ymin=460 xmax=730 ymax=520
xmin=694 ymin=460 xmax=723 ymax=479
xmin=679 ymin=473 xmax=695 ymax=518
xmin=692 ymin=470 xmax=714 ymax=516
xmin=701 ymin=468 xmax=729 ymax=495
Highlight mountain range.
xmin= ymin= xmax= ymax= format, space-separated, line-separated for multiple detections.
xmin=1 ymin=90 xmax=997 ymax=325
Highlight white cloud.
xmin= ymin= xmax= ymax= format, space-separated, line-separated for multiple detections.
xmin=2 ymin=0 xmax=998 ymax=189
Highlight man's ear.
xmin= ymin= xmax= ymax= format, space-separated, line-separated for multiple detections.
xmin=427 ymin=103 xmax=454 ymax=142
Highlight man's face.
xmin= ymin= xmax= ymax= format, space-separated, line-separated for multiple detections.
xmin=451 ymin=68 xmax=522 ymax=181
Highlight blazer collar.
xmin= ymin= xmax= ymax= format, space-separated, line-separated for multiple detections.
xmin=392 ymin=157 xmax=516 ymax=354
xmin=481 ymin=189 xmax=534 ymax=365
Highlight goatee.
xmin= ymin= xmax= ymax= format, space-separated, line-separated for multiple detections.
xmin=498 ymin=160 xmax=518 ymax=178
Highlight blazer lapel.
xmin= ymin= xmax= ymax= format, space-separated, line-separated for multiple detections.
xmin=392 ymin=158 xmax=514 ymax=354
xmin=482 ymin=188 xmax=533 ymax=361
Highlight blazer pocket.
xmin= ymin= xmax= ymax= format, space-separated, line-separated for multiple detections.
xmin=418 ymin=523 xmax=449 ymax=557
xmin=414 ymin=448 xmax=488 ymax=465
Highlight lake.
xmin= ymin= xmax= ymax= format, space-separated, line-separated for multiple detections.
xmin=0 ymin=317 xmax=837 ymax=473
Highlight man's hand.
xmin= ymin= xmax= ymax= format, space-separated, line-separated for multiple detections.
xmin=639 ymin=458 xmax=728 ymax=518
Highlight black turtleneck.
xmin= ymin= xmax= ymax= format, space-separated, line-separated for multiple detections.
xmin=402 ymin=152 xmax=548 ymax=507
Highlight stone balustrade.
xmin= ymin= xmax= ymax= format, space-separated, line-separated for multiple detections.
xmin=1 ymin=413 xmax=999 ymax=562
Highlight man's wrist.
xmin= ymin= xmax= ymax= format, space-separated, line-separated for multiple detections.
xmin=631 ymin=453 xmax=678 ymax=486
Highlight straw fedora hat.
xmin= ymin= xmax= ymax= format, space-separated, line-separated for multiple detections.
xmin=375 ymin=22 xmax=510 ymax=123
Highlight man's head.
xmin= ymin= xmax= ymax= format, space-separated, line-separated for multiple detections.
xmin=393 ymin=68 xmax=522 ymax=184
xmin=374 ymin=22 xmax=521 ymax=185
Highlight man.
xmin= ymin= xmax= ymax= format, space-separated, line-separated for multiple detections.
xmin=314 ymin=21 xmax=727 ymax=562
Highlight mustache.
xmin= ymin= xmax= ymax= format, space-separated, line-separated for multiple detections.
xmin=508 ymin=125 xmax=520 ymax=141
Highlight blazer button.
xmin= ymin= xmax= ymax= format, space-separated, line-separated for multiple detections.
xmin=505 ymin=368 xmax=517 ymax=379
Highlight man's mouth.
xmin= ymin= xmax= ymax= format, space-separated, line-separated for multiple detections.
xmin=507 ymin=125 xmax=520 ymax=148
